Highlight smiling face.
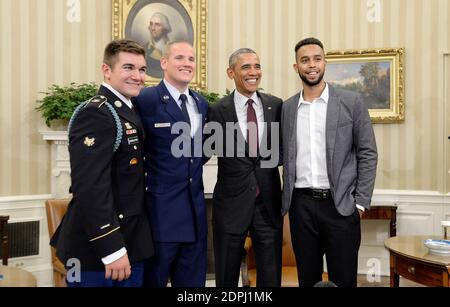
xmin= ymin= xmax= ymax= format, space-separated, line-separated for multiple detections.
xmin=294 ymin=43 xmax=327 ymax=88
xmin=102 ymin=51 xmax=147 ymax=99
xmin=227 ymin=52 xmax=262 ymax=98
xmin=160 ymin=42 xmax=196 ymax=92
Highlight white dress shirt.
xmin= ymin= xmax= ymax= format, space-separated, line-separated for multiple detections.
xmin=164 ymin=79 xmax=201 ymax=138
xmin=234 ymin=90 xmax=264 ymax=145
xmin=295 ymin=83 xmax=330 ymax=189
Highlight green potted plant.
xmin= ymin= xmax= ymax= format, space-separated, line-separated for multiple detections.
xmin=36 ymin=82 xmax=98 ymax=128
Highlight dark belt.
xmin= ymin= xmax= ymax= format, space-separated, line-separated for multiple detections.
xmin=296 ymin=188 xmax=331 ymax=199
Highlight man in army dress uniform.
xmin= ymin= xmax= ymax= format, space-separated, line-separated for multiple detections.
xmin=50 ymin=40 xmax=154 ymax=287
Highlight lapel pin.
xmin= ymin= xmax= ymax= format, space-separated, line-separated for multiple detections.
xmin=163 ymin=95 xmax=170 ymax=101
xmin=84 ymin=137 xmax=95 ymax=147
xmin=114 ymin=100 xmax=122 ymax=108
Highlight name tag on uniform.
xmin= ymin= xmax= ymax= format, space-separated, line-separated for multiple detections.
xmin=155 ymin=123 xmax=171 ymax=128
xmin=128 ymin=136 xmax=139 ymax=145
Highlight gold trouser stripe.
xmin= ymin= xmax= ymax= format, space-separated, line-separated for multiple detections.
xmin=89 ymin=226 xmax=121 ymax=242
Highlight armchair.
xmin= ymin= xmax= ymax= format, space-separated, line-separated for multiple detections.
xmin=45 ymin=199 xmax=70 ymax=287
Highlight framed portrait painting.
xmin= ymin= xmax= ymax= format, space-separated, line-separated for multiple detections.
xmin=325 ymin=48 xmax=405 ymax=123
xmin=112 ymin=0 xmax=207 ymax=89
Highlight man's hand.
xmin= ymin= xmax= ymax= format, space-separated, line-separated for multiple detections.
xmin=105 ymin=253 xmax=131 ymax=281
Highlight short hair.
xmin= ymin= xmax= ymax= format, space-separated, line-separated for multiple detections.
xmin=162 ymin=40 xmax=194 ymax=58
xmin=294 ymin=37 xmax=324 ymax=54
xmin=103 ymin=39 xmax=146 ymax=67
xmin=150 ymin=12 xmax=172 ymax=33
xmin=228 ymin=48 xmax=257 ymax=68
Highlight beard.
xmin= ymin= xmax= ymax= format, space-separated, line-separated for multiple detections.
xmin=298 ymin=71 xmax=324 ymax=87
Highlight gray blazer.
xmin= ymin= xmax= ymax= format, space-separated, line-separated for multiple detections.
xmin=281 ymin=84 xmax=378 ymax=216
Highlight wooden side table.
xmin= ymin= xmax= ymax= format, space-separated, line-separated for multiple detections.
xmin=384 ymin=236 xmax=450 ymax=287
xmin=0 ymin=265 xmax=37 ymax=287
xmin=361 ymin=205 xmax=397 ymax=237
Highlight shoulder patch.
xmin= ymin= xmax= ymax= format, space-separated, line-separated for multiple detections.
xmin=87 ymin=95 xmax=107 ymax=108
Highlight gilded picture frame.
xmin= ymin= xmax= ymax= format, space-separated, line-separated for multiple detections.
xmin=325 ymin=48 xmax=405 ymax=123
xmin=112 ymin=0 xmax=207 ymax=90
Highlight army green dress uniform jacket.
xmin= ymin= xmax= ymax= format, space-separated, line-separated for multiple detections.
xmin=51 ymin=86 xmax=154 ymax=271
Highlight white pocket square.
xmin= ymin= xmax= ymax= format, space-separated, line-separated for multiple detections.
xmin=155 ymin=123 xmax=171 ymax=128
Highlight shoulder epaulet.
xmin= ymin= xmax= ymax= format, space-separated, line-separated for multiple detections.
xmin=68 ymin=96 xmax=123 ymax=152
xmin=87 ymin=95 xmax=108 ymax=107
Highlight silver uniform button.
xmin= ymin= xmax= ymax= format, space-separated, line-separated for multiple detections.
xmin=189 ymin=178 xmax=193 ymax=183
xmin=118 ymin=214 xmax=124 ymax=219
xmin=134 ymin=146 xmax=138 ymax=150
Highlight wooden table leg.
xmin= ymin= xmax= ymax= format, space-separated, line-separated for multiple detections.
xmin=390 ymin=254 xmax=399 ymax=287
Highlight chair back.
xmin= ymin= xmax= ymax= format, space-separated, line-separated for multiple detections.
xmin=45 ymin=199 xmax=70 ymax=287
xmin=0 ymin=215 xmax=9 ymax=265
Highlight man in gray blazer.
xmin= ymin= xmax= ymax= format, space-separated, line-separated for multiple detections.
xmin=281 ymin=37 xmax=378 ymax=287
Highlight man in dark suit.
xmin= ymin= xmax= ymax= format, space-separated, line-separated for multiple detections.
xmin=207 ymin=48 xmax=283 ymax=287
xmin=281 ymin=37 xmax=378 ymax=287
xmin=51 ymin=39 xmax=154 ymax=287
xmin=135 ymin=40 xmax=209 ymax=287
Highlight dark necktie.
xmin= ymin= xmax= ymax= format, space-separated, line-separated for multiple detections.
xmin=247 ymin=99 xmax=260 ymax=197
xmin=179 ymin=94 xmax=191 ymax=126
xmin=247 ymin=99 xmax=259 ymax=157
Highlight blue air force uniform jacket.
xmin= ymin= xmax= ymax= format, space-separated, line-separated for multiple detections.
xmin=134 ymin=81 xmax=208 ymax=243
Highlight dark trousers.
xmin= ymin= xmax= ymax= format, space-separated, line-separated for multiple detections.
xmin=143 ymin=239 xmax=207 ymax=287
xmin=213 ymin=196 xmax=282 ymax=287
xmin=289 ymin=189 xmax=361 ymax=287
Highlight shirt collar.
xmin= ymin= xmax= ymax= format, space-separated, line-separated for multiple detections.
xmin=163 ymin=79 xmax=190 ymax=104
xmin=299 ymin=82 xmax=329 ymax=106
xmin=234 ymin=90 xmax=259 ymax=111
xmin=102 ymin=82 xmax=133 ymax=109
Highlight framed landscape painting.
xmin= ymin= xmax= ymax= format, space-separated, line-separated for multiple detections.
xmin=325 ymin=48 xmax=405 ymax=123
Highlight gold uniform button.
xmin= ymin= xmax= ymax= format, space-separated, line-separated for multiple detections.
xmin=130 ymin=158 xmax=138 ymax=165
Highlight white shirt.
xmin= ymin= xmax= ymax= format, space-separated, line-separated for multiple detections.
xmin=102 ymin=82 xmax=134 ymax=110
xmin=295 ymin=83 xmax=330 ymax=189
xmin=234 ymin=90 xmax=264 ymax=145
xmin=164 ymin=79 xmax=201 ymax=138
